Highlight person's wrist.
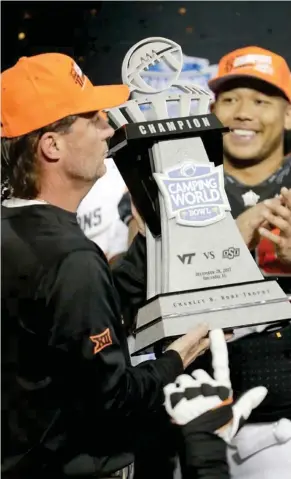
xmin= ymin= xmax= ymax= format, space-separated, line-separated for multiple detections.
xmin=166 ymin=346 xmax=186 ymax=367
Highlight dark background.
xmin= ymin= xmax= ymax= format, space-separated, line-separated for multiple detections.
xmin=2 ymin=1 xmax=291 ymax=83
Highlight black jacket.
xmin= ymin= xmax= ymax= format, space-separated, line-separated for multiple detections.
xmin=1 ymin=203 xmax=183 ymax=476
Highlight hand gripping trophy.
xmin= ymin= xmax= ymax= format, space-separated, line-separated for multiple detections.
xmin=107 ymin=37 xmax=291 ymax=353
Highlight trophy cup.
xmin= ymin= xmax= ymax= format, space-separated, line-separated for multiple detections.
xmin=107 ymin=37 xmax=291 ymax=353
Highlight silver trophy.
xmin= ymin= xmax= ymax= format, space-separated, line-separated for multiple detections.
xmin=107 ymin=37 xmax=291 ymax=353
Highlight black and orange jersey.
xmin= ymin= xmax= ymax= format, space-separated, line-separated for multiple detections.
xmin=225 ymin=155 xmax=291 ymax=294
xmin=224 ymin=155 xmax=291 ymax=220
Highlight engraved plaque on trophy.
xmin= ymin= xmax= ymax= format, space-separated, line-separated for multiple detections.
xmin=107 ymin=37 xmax=291 ymax=353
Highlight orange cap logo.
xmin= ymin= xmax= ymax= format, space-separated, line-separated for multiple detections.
xmin=231 ymin=53 xmax=273 ymax=75
xmin=209 ymin=46 xmax=291 ymax=103
xmin=70 ymin=61 xmax=86 ymax=89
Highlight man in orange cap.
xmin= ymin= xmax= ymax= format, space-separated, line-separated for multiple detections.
xmin=207 ymin=46 xmax=291 ymax=477
xmin=209 ymin=46 xmax=291 ymax=275
xmin=1 ymin=53 xmax=212 ymax=478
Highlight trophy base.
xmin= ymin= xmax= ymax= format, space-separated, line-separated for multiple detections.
xmin=134 ymin=279 xmax=291 ymax=353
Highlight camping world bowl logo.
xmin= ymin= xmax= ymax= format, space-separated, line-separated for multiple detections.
xmin=154 ymin=162 xmax=231 ymax=226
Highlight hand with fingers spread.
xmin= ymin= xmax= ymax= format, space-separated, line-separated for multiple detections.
xmin=258 ymin=187 xmax=291 ymax=265
xmin=164 ymin=329 xmax=268 ymax=443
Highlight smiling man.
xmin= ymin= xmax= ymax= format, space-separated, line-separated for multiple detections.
xmin=209 ymin=47 xmax=291 ymax=279
xmin=209 ymin=46 xmax=291 ymax=292
xmin=207 ymin=46 xmax=291 ymax=478
xmin=209 ymin=46 xmax=291 ymax=210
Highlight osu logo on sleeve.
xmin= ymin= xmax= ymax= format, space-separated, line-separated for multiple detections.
xmin=90 ymin=328 xmax=113 ymax=354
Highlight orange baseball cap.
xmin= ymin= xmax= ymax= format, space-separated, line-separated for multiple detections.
xmin=1 ymin=53 xmax=130 ymax=138
xmin=208 ymin=46 xmax=291 ymax=102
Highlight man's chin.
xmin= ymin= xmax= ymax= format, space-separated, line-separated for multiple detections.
xmin=86 ymin=164 xmax=107 ymax=188
xmin=224 ymin=148 xmax=265 ymax=167
xmin=97 ymin=163 xmax=107 ymax=178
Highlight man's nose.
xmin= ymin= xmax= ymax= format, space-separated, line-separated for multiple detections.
xmin=99 ymin=114 xmax=115 ymax=139
xmin=105 ymin=124 xmax=115 ymax=140
xmin=233 ymin=99 xmax=255 ymax=121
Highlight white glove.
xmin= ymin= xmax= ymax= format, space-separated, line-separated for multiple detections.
xmin=164 ymin=329 xmax=268 ymax=443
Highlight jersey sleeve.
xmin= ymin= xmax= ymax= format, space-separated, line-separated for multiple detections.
xmin=45 ymin=249 xmax=183 ymax=417
xmin=180 ymin=430 xmax=229 ymax=479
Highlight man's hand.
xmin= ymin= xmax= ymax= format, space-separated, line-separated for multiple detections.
xmin=235 ymin=202 xmax=277 ymax=250
xmin=258 ymin=187 xmax=291 ymax=264
xmin=166 ymin=323 xmax=210 ymax=369
xmin=164 ymin=329 xmax=268 ymax=442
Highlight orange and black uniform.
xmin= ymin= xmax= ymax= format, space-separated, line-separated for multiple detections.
xmin=1 ymin=203 xmax=184 ymax=477
xmin=225 ymin=154 xmax=291 ymax=295
xmin=224 ymin=155 xmax=291 ymax=423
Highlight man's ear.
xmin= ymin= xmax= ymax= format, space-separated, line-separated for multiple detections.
xmin=284 ymin=103 xmax=291 ymax=130
xmin=38 ymin=132 xmax=62 ymax=162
